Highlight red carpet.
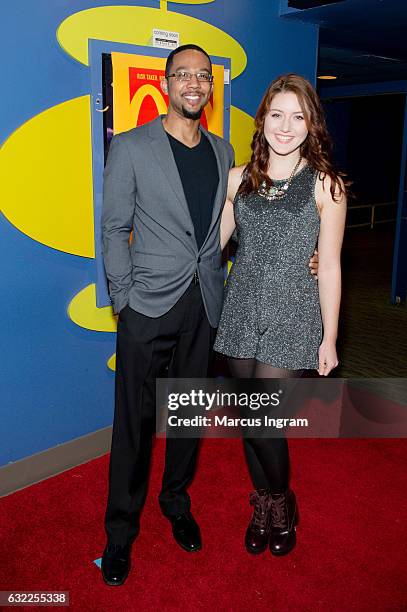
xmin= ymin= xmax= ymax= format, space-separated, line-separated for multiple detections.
xmin=0 ymin=438 xmax=406 ymax=611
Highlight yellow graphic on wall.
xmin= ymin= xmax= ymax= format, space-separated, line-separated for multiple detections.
xmin=56 ymin=4 xmax=246 ymax=76
xmin=0 ymin=97 xmax=95 ymax=257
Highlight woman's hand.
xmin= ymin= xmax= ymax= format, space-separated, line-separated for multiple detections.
xmin=318 ymin=340 xmax=339 ymax=376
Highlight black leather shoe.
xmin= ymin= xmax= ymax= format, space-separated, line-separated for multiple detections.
xmin=245 ymin=489 xmax=272 ymax=554
xmin=101 ymin=543 xmax=131 ymax=586
xmin=169 ymin=512 xmax=202 ymax=552
xmin=269 ymin=490 xmax=298 ymax=556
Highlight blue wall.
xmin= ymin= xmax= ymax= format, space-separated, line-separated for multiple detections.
xmin=0 ymin=0 xmax=318 ymax=467
xmin=320 ymin=80 xmax=407 ymax=304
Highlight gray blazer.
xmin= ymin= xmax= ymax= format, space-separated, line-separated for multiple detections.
xmin=101 ymin=115 xmax=235 ymax=327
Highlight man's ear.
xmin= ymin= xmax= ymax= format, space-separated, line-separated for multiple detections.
xmin=160 ymin=77 xmax=168 ymax=95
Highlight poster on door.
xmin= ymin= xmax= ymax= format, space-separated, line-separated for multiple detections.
xmin=111 ymin=51 xmax=225 ymax=137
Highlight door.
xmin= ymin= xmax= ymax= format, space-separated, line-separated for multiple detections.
xmin=391 ymin=94 xmax=407 ymax=304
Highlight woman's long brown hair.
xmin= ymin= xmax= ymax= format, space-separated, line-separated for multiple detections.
xmin=238 ymin=73 xmax=348 ymax=201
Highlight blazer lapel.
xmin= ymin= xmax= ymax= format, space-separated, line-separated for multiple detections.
xmin=147 ymin=116 xmax=193 ymax=227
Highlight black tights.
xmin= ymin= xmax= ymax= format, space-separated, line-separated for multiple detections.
xmin=228 ymin=358 xmax=303 ymax=493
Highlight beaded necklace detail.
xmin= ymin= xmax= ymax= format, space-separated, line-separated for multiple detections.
xmin=258 ymin=156 xmax=303 ymax=201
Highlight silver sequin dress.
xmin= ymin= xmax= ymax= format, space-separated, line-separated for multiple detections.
xmin=214 ymin=164 xmax=322 ymax=369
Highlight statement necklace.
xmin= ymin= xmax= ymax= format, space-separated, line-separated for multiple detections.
xmin=258 ymin=156 xmax=303 ymax=201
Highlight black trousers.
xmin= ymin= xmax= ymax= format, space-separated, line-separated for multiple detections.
xmin=105 ymin=282 xmax=215 ymax=546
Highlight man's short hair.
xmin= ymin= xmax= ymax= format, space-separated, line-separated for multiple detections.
xmin=165 ymin=44 xmax=212 ymax=77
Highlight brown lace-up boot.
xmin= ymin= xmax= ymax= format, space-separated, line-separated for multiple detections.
xmin=269 ymin=489 xmax=298 ymax=556
xmin=245 ymin=489 xmax=272 ymax=554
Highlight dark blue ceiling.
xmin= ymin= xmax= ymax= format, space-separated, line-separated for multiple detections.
xmin=280 ymin=0 xmax=407 ymax=85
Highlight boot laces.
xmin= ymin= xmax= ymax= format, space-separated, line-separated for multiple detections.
xmin=270 ymin=494 xmax=287 ymax=529
xmin=249 ymin=490 xmax=271 ymax=530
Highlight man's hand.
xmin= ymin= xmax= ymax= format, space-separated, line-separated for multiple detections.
xmin=309 ymin=249 xmax=319 ymax=279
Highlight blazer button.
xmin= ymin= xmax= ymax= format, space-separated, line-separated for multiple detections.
xmin=197 ymin=257 xmax=201 ymax=263
xmin=186 ymin=231 xmax=192 ymax=236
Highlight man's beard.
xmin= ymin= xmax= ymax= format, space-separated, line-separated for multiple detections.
xmin=182 ymin=105 xmax=204 ymax=120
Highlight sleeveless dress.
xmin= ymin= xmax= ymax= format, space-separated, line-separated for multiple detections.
xmin=214 ymin=163 xmax=322 ymax=370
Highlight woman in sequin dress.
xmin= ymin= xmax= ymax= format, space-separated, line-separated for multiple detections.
xmin=214 ymin=74 xmax=347 ymax=556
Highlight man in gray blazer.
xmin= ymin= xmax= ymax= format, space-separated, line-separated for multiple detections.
xmin=101 ymin=44 xmax=234 ymax=585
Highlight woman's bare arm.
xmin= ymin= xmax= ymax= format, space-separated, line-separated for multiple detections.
xmin=220 ymin=166 xmax=246 ymax=250
xmin=316 ymin=174 xmax=347 ymax=376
